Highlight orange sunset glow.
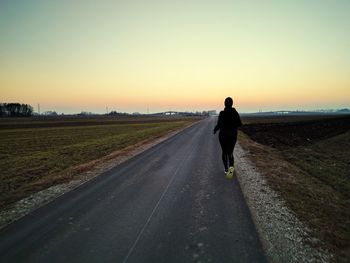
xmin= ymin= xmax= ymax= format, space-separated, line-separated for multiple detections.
xmin=1 ymin=1 xmax=349 ymax=113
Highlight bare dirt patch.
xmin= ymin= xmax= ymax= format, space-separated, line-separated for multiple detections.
xmin=235 ymin=142 xmax=331 ymax=262
xmin=239 ymin=115 xmax=350 ymax=262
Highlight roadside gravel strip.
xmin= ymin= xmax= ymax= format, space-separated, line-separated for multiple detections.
xmin=234 ymin=143 xmax=332 ymax=263
xmin=0 ymin=122 xmax=199 ymax=230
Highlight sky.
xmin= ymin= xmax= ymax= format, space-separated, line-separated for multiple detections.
xmin=1 ymin=0 xmax=349 ymax=114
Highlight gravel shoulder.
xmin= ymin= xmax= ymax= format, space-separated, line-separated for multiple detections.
xmin=0 ymin=122 xmax=198 ymax=230
xmin=234 ymin=143 xmax=332 ymax=262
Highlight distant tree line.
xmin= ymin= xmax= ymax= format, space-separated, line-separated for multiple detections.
xmin=0 ymin=103 xmax=33 ymax=117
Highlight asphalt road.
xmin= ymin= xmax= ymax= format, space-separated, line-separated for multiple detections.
xmin=0 ymin=117 xmax=266 ymax=263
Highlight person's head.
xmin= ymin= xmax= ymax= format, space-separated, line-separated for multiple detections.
xmin=224 ymin=97 xmax=233 ymax=108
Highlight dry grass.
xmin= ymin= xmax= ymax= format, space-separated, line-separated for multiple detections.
xmin=238 ymin=116 xmax=350 ymax=262
xmin=0 ymin=116 xmax=200 ymax=209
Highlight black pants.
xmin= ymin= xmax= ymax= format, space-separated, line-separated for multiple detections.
xmin=219 ymin=130 xmax=237 ymax=170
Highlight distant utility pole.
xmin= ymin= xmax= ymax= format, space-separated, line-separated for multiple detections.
xmin=38 ymin=104 xmax=40 ymax=115
xmin=147 ymin=107 xmax=149 ymax=115
xmin=106 ymin=106 xmax=109 ymax=114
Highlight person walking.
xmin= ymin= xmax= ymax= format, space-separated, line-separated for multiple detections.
xmin=213 ymin=97 xmax=242 ymax=179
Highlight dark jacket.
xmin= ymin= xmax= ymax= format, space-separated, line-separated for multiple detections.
xmin=214 ymin=107 xmax=242 ymax=134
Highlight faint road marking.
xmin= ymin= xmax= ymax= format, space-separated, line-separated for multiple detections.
xmin=122 ymin=147 xmax=191 ymax=263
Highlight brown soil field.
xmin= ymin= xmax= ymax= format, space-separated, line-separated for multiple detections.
xmin=241 ymin=115 xmax=350 ymax=148
xmin=239 ymin=114 xmax=350 ymax=262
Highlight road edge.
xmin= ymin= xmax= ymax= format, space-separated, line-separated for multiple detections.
xmin=0 ymin=119 xmax=202 ymax=230
xmin=234 ymin=143 xmax=332 ymax=263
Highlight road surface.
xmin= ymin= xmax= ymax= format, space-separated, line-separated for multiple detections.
xmin=0 ymin=117 xmax=266 ymax=263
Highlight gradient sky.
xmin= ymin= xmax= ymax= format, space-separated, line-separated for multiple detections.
xmin=1 ymin=0 xmax=349 ymax=113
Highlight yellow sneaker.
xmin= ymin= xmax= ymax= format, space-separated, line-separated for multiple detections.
xmin=226 ymin=166 xmax=234 ymax=180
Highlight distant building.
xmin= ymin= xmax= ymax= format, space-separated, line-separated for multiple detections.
xmin=42 ymin=111 xmax=58 ymax=116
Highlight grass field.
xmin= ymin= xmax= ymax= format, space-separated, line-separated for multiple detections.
xmin=0 ymin=116 xmax=200 ymax=209
xmin=240 ymin=114 xmax=350 ymax=262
